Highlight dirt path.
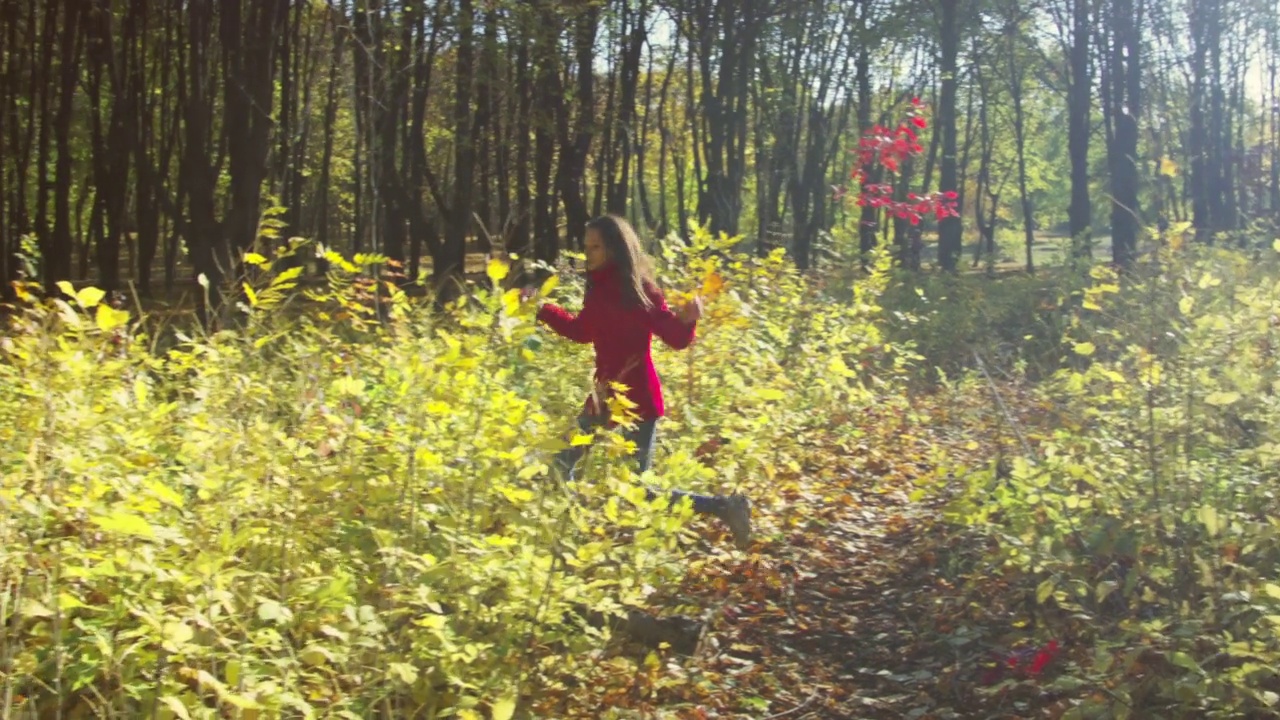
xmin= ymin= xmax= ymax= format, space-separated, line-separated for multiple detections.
xmin=545 ymin=395 xmax=1063 ymax=718
xmin=683 ymin=480 xmax=982 ymax=719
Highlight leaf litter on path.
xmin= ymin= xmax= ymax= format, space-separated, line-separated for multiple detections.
xmin=539 ymin=392 xmax=1063 ymax=719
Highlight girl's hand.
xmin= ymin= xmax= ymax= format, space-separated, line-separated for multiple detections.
xmin=675 ymin=295 xmax=703 ymax=325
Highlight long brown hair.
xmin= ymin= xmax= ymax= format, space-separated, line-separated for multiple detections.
xmin=585 ymin=214 xmax=655 ymax=309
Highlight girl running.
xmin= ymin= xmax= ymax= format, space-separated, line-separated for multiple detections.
xmin=532 ymin=214 xmax=751 ymax=549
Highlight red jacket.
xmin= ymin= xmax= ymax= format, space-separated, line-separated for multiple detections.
xmin=536 ymin=264 xmax=696 ymax=420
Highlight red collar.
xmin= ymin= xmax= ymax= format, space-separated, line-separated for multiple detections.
xmin=587 ymin=263 xmax=619 ymax=286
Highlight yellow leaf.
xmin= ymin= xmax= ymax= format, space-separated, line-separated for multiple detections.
xmin=1198 ymin=506 xmax=1221 ymax=537
xmin=486 ymin=258 xmax=509 ymax=284
xmin=96 ymin=304 xmax=129 ymax=332
xmin=1205 ymin=391 xmax=1241 ymax=406
xmin=700 ymin=271 xmax=725 ymax=298
xmin=147 ymin=480 xmax=185 ymax=509
xmin=56 ymin=280 xmax=75 ymax=298
xmin=160 ymin=697 xmax=193 ymax=720
xmin=244 ymin=252 xmax=269 ymax=267
xmin=1159 ymin=157 xmax=1178 ymax=177
xmin=91 ymin=511 xmax=155 ymax=538
xmin=243 ymin=283 xmax=258 ymax=308
xmin=755 ymin=388 xmax=786 ymax=401
xmin=828 ymin=356 xmax=855 ymax=378
xmin=1178 ymin=296 xmax=1195 ymax=315
xmin=1073 ymin=342 xmax=1096 ymax=356
xmin=491 ymin=693 xmax=518 ymax=720
xmin=76 ymin=286 xmax=106 ymax=309
xmin=540 ymin=274 xmax=560 ymax=296
xmin=162 ymin=621 xmax=194 ymax=651
xmin=502 ymin=288 xmax=521 ymax=315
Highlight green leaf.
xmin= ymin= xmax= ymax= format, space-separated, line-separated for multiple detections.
xmin=299 ymin=645 xmax=333 ymax=667
xmin=1095 ymin=580 xmax=1119 ymax=603
xmin=387 ymin=662 xmax=419 ymax=685
xmin=1169 ymin=651 xmax=1201 ymax=672
xmin=1199 ymin=506 xmax=1222 ymax=537
xmin=1036 ymin=578 xmax=1056 ymax=604
xmin=257 ymin=600 xmax=290 ymax=624
xmin=91 ymin=511 xmax=155 ymax=538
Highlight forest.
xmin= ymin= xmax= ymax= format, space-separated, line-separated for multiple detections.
xmin=2 ymin=0 xmax=1280 ymax=718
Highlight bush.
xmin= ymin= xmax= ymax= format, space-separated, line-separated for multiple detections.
xmin=940 ymin=236 xmax=1280 ymax=717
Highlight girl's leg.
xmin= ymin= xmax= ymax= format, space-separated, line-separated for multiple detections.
xmin=554 ymin=415 xmax=605 ymax=481
xmin=626 ymin=420 xmax=752 ymax=549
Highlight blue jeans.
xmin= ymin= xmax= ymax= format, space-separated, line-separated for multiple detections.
xmin=555 ymin=415 xmax=723 ymax=515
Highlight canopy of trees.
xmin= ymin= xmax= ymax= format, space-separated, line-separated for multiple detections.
xmin=1 ymin=0 xmax=1277 ymax=299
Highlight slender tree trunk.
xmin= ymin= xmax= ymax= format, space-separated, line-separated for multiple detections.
xmin=1067 ymin=0 xmax=1092 ymax=257
xmin=1107 ymin=0 xmax=1143 ymax=266
xmin=513 ymin=23 xmax=533 ymax=255
xmin=442 ymin=0 xmax=475 ymax=288
xmin=45 ymin=0 xmax=83 ymax=291
xmin=936 ymin=0 xmax=962 ymax=271
xmin=1005 ymin=10 xmax=1035 ymax=272
xmin=556 ymin=2 xmax=599 ymax=251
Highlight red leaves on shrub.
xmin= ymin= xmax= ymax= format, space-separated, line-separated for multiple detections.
xmin=840 ymin=98 xmax=958 ymax=226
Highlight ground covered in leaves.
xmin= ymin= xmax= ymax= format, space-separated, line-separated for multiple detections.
xmin=540 ymin=389 xmax=1070 ymax=719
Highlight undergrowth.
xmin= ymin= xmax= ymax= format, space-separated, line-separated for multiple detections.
xmin=0 ymin=227 xmax=912 ymax=719
xmin=928 ymin=234 xmax=1280 ymax=718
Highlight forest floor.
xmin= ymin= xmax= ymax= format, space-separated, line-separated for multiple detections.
xmin=543 ymin=388 xmax=1064 ymax=719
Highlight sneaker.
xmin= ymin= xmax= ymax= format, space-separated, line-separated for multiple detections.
xmin=720 ymin=494 xmax=752 ymax=550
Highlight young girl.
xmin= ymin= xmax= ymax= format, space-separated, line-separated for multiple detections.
xmin=532 ymin=214 xmax=752 ymax=549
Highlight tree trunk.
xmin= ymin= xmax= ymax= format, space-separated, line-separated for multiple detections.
xmin=441 ymin=0 xmax=475 ymax=289
xmin=936 ymin=0 xmax=962 ymax=271
xmin=1067 ymin=0 xmax=1092 ymax=257
xmin=1107 ymin=0 xmax=1142 ymax=267
xmin=45 ymin=0 xmax=83 ymax=292
xmin=556 ymin=2 xmax=598 ymax=251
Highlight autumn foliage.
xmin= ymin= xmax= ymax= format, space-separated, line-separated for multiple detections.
xmin=845 ymin=98 xmax=959 ymax=226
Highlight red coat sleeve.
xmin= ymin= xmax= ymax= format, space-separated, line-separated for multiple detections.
xmin=647 ymin=286 xmax=696 ymax=350
xmin=537 ymin=296 xmax=596 ymax=343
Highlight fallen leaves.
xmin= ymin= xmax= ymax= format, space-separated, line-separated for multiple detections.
xmin=542 ymin=390 xmax=1065 ymax=718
